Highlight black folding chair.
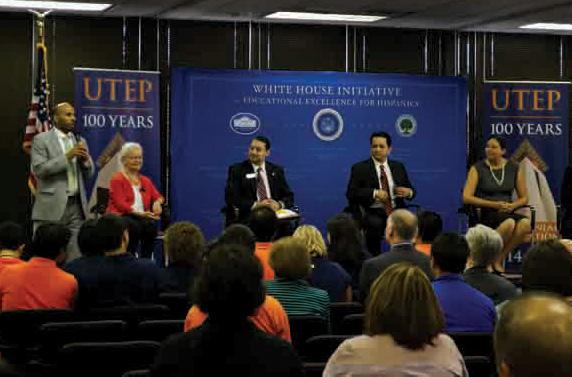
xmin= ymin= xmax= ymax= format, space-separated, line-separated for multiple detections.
xmin=122 ymin=370 xmax=150 ymax=377
xmin=339 ymin=313 xmax=364 ymax=335
xmin=157 ymin=292 xmax=192 ymax=319
xmin=303 ymin=362 xmax=326 ymax=377
xmin=134 ymin=320 xmax=185 ymax=342
xmin=464 ymin=355 xmax=494 ymax=377
xmin=288 ymin=316 xmax=330 ymax=353
xmin=0 ymin=309 xmax=76 ymax=363
xmin=304 ymin=335 xmax=351 ymax=362
xmin=38 ymin=320 xmax=128 ymax=363
xmin=81 ymin=304 xmax=171 ymax=334
xmin=329 ymin=302 xmax=363 ymax=335
xmin=58 ymin=340 xmax=160 ymax=377
xmin=448 ymin=332 xmax=494 ymax=359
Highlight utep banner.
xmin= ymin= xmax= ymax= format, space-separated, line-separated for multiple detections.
xmin=482 ymin=81 xmax=569 ymax=240
xmin=74 ymin=68 xmax=161 ymax=212
xmin=171 ymin=69 xmax=467 ymax=238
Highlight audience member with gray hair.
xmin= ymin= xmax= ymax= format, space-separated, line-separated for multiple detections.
xmin=359 ymin=209 xmax=432 ymax=301
xmin=464 ymin=224 xmax=518 ymax=305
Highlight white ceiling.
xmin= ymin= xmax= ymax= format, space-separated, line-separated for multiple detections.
xmin=4 ymin=0 xmax=572 ymax=34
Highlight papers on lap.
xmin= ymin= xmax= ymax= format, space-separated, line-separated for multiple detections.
xmin=276 ymin=209 xmax=299 ymax=219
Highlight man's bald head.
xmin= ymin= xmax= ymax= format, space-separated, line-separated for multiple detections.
xmin=495 ymin=294 xmax=572 ymax=377
xmin=386 ymin=209 xmax=418 ymax=243
xmin=53 ymin=102 xmax=76 ymax=133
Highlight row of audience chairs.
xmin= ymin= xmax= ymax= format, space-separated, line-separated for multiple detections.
xmin=0 ymin=302 xmax=496 ymax=377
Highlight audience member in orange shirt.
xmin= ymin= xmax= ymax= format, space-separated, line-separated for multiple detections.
xmin=0 ymin=222 xmax=77 ymax=310
xmin=186 ymin=224 xmax=291 ymax=342
xmin=249 ymin=206 xmax=278 ymax=280
xmin=184 ymin=294 xmax=291 ymax=342
xmin=0 ymin=222 xmax=26 ymax=273
xmin=415 ymin=211 xmax=443 ymax=256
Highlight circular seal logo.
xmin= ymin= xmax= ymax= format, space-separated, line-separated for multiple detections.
xmin=229 ymin=113 xmax=261 ymax=135
xmin=313 ymin=108 xmax=344 ymax=142
xmin=395 ymin=114 xmax=417 ymax=137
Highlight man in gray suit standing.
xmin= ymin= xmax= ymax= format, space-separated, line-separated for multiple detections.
xmin=31 ymin=102 xmax=94 ymax=261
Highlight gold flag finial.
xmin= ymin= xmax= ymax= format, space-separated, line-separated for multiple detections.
xmin=28 ymin=10 xmax=52 ymax=44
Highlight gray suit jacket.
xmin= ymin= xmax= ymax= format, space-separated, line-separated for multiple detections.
xmin=31 ymin=128 xmax=94 ymax=221
xmin=359 ymin=243 xmax=433 ymax=301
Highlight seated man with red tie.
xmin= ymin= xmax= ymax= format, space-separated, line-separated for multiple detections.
xmin=346 ymin=131 xmax=415 ymax=255
xmin=224 ymin=136 xmax=294 ymax=224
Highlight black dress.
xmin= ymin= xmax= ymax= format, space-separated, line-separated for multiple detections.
xmin=474 ymin=160 xmax=525 ymax=228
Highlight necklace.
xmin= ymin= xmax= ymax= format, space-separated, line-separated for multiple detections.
xmin=123 ymin=171 xmax=141 ymax=185
xmin=488 ymin=163 xmax=505 ymax=186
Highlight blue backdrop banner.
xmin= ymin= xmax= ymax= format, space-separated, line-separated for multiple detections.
xmin=74 ymin=68 xmax=161 ymax=212
xmin=482 ymin=81 xmax=569 ymax=240
xmin=171 ymin=68 xmax=467 ymax=238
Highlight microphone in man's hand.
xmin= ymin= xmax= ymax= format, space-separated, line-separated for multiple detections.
xmin=71 ymin=129 xmax=83 ymax=145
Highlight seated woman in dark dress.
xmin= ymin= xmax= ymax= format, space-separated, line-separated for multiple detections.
xmin=463 ymin=136 xmax=530 ymax=272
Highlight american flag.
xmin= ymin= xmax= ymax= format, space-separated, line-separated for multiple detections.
xmin=23 ymin=43 xmax=52 ymax=153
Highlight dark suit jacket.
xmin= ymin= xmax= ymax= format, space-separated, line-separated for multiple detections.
xmin=224 ymin=160 xmax=294 ymax=222
xmin=346 ymin=158 xmax=415 ymax=219
xmin=359 ymin=243 xmax=432 ymax=301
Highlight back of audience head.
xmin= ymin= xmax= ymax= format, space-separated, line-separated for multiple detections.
xmin=326 ymin=213 xmax=363 ymax=263
xmin=431 ymin=233 xmax=469 ymax=274
xmin=0 ymin=221 xmax=25 ymax=253
xmin=366 ymin=263 xmax=444 ymax=350
xmin=269 ymin=236 xmax=311 ymax=280
xmin=292 ymin=225 xmax=327 ymax=258
xmin=96 ymin=214 xmax=128 ymax=253
xmin=386 ymin=209 xmax=418 ymax=243
xmin=77 ymin=219 xmax=102 ymax=257
xmin=194 ymin=244 xmax=264 ymax=323
xmin=416 ymin=211 xmax=443 ymax=243
xmin=465 ymin=224 xmax=503 ymax=268
xmin=32 ymin=222 xmax=71 ymax=261
xmin=248 ymin=206 xmax=277 ymax=242
xmin=164 ymin=222 xmax=205 ymax=268
xmin=218 ymin=224 xmax=256 ymax=254
xmin=522 ymin=239 xmax=572 ymax=297
xmin=494 ymin=294 xmax=572 ymax=377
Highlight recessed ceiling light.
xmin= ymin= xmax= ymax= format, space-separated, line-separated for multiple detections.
xmin=264 ymin=12 xmax=386 ymax=23
xmin=520 ymin=23 xmax=572 ymax=31
xmin=0 ymin=0 xmax=111 ymax=11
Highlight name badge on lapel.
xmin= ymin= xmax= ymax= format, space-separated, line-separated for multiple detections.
xmin=246 ymin=173 xmax=256 ymax=179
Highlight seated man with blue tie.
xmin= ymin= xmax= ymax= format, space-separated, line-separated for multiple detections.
xmin=346 ymin=131 xmax=415 ymax=255
xmin=224 ymin=136 xmax=294 ymax=225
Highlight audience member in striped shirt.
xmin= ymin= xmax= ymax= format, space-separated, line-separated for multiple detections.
xmin=266 ymin=237 xmax=330 ymax=321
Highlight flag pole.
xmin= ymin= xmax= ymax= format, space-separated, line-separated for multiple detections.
xmin=22 ymin=10 xmax=52 ymax=155
xmin=29 ymin=10 xmax=52 ymax=45
xmin=24 ymin=10 xmax=53 ymax=198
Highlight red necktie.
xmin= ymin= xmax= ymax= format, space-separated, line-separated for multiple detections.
xmin=256 ymin=168 xmax=269 ymax=200
xmin=379 ymin=166 xmax=393 ymax=215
